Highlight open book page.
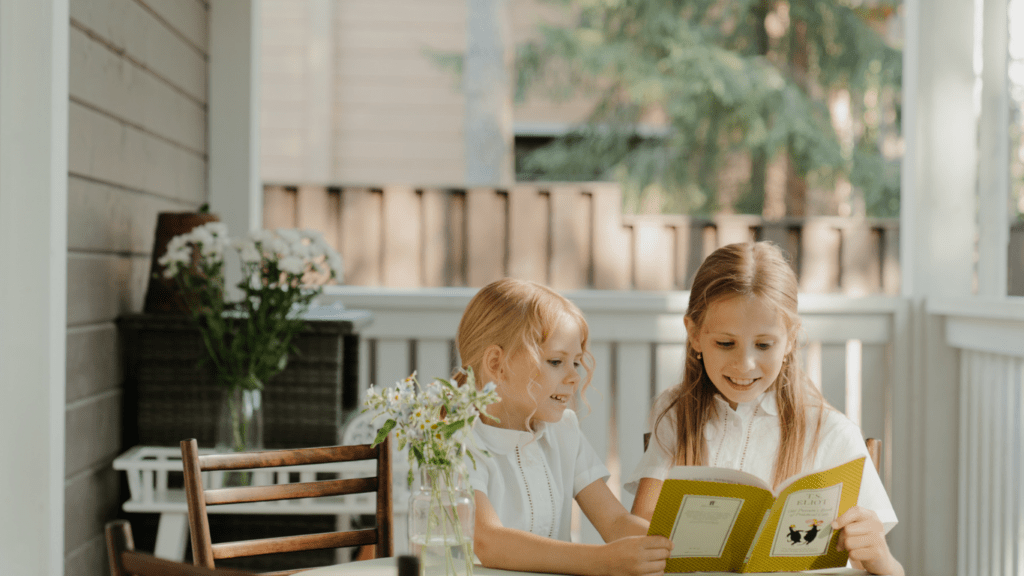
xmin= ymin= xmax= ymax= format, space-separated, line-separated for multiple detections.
xmin=742 ymin=457 xmax=865 ymax=573
xmin=650 ymin=477 xmax=775 ymax=573
xmin=651 ymin=457 xmax=867 ymax=573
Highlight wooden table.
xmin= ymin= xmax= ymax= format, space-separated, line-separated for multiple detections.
xmin=292 ymin=556 xmax=874 ymax=576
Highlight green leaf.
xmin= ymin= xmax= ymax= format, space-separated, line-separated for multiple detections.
xmin=441 ymin=419 xmax=466 ymax=439
xmin=410 ymin=444 xmax=425 ymax=465
xmin=372 ymin=419 xmax=396 ymax=447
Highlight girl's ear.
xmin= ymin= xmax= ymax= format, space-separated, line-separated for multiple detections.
xmin=480 ymin=344 xmax=504 ymax=383
xmin=684 ymin=316 xmax=701 ymax=353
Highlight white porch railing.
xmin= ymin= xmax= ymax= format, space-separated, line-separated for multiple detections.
xmin=321 ymin=287 xmax=903 ymax=545
xmin=929 ymin=299 xmax=1024 ymax=576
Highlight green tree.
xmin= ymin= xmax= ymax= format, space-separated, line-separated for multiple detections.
xmin=514 ymin=0 xmax=902 ymax=217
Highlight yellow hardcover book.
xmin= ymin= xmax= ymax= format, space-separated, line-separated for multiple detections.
xmin=647 ymin=457 xmax=866 ymax=573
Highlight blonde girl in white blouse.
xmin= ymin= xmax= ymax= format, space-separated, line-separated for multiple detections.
xmin=455 ymin=278 xmax=673 ymax=576
xmin=626 ymin=242 xmax=904 ymax=576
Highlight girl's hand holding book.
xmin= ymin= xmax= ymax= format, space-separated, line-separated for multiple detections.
xmin=598 ymin=534 xmax=673 ymax=576
xmin=833 ymin=506 xmax=904 ymax=576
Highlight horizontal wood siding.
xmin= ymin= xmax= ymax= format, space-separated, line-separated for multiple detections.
xmin=260 ymin=0 xmax=468 ymax=186
xmin=258 ymin=0 xmax=622 ymax=185
xmin=67 ymin=1 xmax=209 ymax=574
xmin=265 ymin=183 xmax=904 ymax=294
xmin=259 ymin=0 xmax=312 ymax=183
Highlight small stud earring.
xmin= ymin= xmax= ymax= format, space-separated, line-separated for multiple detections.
xmin=696 ymin=352 xmax=702 ymax=360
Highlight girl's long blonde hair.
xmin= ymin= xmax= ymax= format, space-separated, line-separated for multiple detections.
xmin=655 ymin=242 xmax=830 ymax=487
xmin=455 ymin=278 xmax=595 ymax=428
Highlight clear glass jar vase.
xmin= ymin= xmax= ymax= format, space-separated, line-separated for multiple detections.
xmin=216 ymin=386 xmax=264 ymax=453
xmin=409 ymin=465 xmax=475 ymax=576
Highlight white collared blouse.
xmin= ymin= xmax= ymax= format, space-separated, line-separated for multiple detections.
xmin=466 ymin=409 xmax=610 ymax=541
xmin=624 ymin=390 xmax=898 ymax=534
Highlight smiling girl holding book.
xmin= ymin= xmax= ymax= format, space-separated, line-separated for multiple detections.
xmin=626 ymin=242 xmax=903 ymax=576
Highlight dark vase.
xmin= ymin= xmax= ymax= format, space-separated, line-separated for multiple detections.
xmin=143 ymin=211 xmax=221 ymax=314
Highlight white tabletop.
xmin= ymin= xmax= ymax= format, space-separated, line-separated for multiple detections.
xmin=293 ymin=556 xmax=873 ymax=576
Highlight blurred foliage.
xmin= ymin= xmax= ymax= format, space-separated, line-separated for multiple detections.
xmin=514 ymin=0 xmax=903 ymax=216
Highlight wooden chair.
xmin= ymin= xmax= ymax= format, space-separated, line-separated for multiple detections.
xmin=180 ymin=437 xmax=393 ymax=576
xmin=642 ymin=432 xmax=882 ymax=474
xmin=105 ymin=519 xmax=255 ymax=576
xmin=865 ymin=438 xmax=882 ymax=475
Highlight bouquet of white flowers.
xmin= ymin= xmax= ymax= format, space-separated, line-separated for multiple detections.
xmin=363 ymin=370 xmax=499 ymax=481
xmin=364 ymin=370 xmax=499 ymax=576
xmin=159 ymin=222 xmax=343 ymax=451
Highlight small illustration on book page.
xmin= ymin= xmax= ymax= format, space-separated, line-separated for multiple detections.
xmin=769 ymin=484 xmax=842 ymax=557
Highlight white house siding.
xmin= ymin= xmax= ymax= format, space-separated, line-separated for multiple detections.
xmin=259 ymin=0 xmax=468 ymax=186
xmin=65 ymin=1 xmax=209 ymax=574
xmin=332 ymin=0 xmax=467 ymax=185
xmin=257 ymin=0 xmax=610 ymax=186
xmin=260 ymin=0 xmax=312 ymax=182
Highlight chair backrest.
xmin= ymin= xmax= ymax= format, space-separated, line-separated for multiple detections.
xmin=105 ymin=519 xmax=255 ymax=576
xmin=180 ymin=436 xmax=393 ymax=575
xmin=642 ymin=432 xmax=882 ymax=474
xmin=865 ymin=437 xmax=882 ymax=475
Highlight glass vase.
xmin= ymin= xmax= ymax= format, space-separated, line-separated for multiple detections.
xmin=216 ymin=386 xmax=264 ymax=453
xmin=409 ymin=465 xmax=475 ymax=576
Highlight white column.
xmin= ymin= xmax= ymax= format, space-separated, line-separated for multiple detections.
xmin=464 ymin=0 xmax=514 ymax=185
xmin=899 ymin=0 xmax=976 ymax=573
xmin=0 ymin=1 xmax=68 ymax=575
xmin=209 ymin=0 xmax=263 ymax=235
xmin=976 ymin=0 xmax=1011 ymax=297
xmin=901 ymin=0 xmax=978 ymax=298
xmin=210 ymin=0 xmax=263 ymax=299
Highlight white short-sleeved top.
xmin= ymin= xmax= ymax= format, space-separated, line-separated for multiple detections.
xmin=466 ymin=409 xmax=610 ymax=542
xmin=624 ymin=390 xmax=898 ymax=534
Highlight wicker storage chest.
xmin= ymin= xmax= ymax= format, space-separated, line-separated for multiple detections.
xmin=118 ymin=309 xmax=372 ymax=449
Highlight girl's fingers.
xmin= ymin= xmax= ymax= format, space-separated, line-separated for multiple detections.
xmin=843 ymin=532 xmax=885 ymax=550
xmin=640 ymin=560 xmax=666 ymax=571
xmin=832 ymin=507 xmax=859 ymax=528
xmin=848 ymin=546 xmax=882 ymax=563
xmin=837 ymin=520 xmax=878 ymax=538
xmin=644 ymin=549 xmax=670 ymax=561
xmin=833 ymin=506 xmax=880 ymax=530
xmin=642 ymin=535 xmax=673 ymax=550
xmin=639 ymin=549 xmax=670 ymax=564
